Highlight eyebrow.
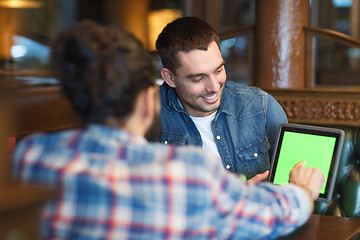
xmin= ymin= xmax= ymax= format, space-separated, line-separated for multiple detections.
xmin=185 ymin=60 xmax=226 ymax=79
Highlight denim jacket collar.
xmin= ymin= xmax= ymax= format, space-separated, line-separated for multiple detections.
xmin=163 ymin=83 xmax=187 ymax=114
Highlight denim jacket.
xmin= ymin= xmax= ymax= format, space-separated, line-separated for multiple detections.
xmin=159 ymin=81 xmax=288 ymax=179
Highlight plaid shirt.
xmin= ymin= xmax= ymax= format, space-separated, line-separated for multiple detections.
xmin=13 ymin=124 xmax=311 ymax=240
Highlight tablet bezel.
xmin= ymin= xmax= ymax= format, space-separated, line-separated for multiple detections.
xmin=268 ymin=123 xmax=344 ymax=202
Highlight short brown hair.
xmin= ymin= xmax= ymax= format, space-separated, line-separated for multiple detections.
xmin=155 ymin=17 xmax=220 ymax=74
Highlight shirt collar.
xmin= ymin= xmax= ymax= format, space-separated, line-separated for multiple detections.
xmin=86 ymin=124 xmax=147 ymax=145
xmin=165 ymin=85 xmax=188 ymax=113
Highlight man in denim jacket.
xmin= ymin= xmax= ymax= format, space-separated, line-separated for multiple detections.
xmin=156 ymin=17 xmax=288 ymax=181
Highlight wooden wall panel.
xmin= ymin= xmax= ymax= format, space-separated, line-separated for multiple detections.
xmin=12 ymin=86 xmax=82 ymax=137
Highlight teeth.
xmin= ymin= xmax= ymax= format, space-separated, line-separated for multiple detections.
xmin=204 ymin=94 xmax=216 ymax=100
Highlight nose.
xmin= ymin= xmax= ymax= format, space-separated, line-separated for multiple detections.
xmin=205 ymin=75 xmax=220 ymax=93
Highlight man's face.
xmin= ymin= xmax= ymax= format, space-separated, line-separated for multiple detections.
xmin=172 ymin=41 xmax=226 ymax=117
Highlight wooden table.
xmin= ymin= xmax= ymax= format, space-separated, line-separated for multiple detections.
xmin=0 ymin=184 xmax=54 ymax=240
xmin=278 ymin=214 xmax=360 ymax=240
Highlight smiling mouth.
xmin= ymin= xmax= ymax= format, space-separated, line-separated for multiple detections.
xmin=201 ymin=93 xmax=218 ymax=103
xmin=204 ymin=94 xmax=216 ymax=100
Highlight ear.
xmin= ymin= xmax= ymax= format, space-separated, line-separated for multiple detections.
xmin=141 ymin=86 xmax=156 ymax=127
xmin=160 ymin=68 xmax=176 ymax=88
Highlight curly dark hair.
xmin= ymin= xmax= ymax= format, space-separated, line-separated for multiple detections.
xmin=155 ymin=17 xmax=220 ymax=74
xmin=51 ymin=20 xmax=156 ymax=124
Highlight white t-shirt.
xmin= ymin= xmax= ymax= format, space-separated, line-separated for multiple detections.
xmin=189 ymin=111 xmax=221 ymax=158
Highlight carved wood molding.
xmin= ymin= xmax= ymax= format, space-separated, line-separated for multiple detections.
xmin=267 ymin=89 xmax=360 ymax=126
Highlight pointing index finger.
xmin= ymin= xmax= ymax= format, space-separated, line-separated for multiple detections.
xmin=293 ymin=161 xmax=307 ymax=169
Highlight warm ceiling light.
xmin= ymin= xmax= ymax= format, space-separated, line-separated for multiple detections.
xmin=148 ymin=9 xmax=182 ymax=51
xmin=0 ymin=0 xmax=43 ymax=8
xmin=147 ymin=0 xmax=182 ymax=50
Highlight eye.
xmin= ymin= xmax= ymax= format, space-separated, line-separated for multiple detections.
xmin=192 ymin=75 xmax=205 ymax=82
xmin=215 ymin=67 xmax=224 ymax=75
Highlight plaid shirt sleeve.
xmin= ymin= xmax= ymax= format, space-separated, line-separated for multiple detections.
xmin=208 ymin=154 xmax=311 ymax=239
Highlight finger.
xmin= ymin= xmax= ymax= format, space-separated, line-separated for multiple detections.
xmin=247 ymin=171 xmax=269 ymax=184
xmin=293 ymin=161 xmax=307 ymax=170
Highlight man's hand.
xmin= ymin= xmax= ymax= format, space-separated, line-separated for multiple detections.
xmin=247 ymin=170 xmax=269 ymax=184
xmin=289 ymin=161 xmax=325 ymax=201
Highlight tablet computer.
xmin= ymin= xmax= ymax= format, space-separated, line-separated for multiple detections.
xmin=268 ymin=123 xmax=344 ymax=202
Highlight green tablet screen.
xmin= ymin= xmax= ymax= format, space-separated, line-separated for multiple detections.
xmin=272 ymin=131 xmax=336 ymax=194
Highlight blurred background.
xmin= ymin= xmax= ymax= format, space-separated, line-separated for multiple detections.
xmin=0 ymin=0 xmax=359 ymax=87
